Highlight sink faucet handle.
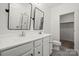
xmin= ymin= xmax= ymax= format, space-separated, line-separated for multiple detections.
xmin=22 ymin=31 xmax=25 ymax=36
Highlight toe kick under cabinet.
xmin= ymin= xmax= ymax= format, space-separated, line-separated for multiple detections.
xmin=0 ymin=34 xmax=51 ymax=56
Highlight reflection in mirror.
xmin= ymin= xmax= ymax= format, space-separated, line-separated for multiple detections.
xmin=34 ymin=7 xmax=44 ymax=30
xmin=8 ymin=3 xmax=32 ymax=30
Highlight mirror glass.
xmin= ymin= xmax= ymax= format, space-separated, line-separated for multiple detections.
xmin=9 ymin=3 xmax=32 ymax=30
xmin=34 ymin=7 xmax=44 ymax=30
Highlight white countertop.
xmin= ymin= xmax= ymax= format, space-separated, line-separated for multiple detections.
xmin=0 ymin=33 xmax=51 ymax=51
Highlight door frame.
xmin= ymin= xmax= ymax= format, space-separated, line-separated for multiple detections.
xmin=59 ymin=12 xmax=75 ymax=49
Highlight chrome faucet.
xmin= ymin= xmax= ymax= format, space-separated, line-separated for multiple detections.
xmin=20 ymin=31 xmax=25 ymax=37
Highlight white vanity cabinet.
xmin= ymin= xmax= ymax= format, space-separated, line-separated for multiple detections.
xmin=43 ymin=36 xmax=50 ymax=56
xmin=22 ymin=49 xmax=33 ymax=56
xmin=49 ymin=36 xmax=53 ymax=55
xmin=35 ymin=46 xmax=42 ymax=56
xmin=0 ymin=34 xmax=51 ymax=56
xmin=1 ymin=42 xmax=33 ymax=56
xmin=34 ymin=39 xmax=42 ymax=48
xmin=34 ymin=39 xmax=42 ymax=56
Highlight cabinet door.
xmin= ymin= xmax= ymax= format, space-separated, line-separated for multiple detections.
xmin=22 ymin=49 xmax=33 ymax=56
xmin=34 ymin=39 xmax=42 ymax=47
xmin=1 ymin=42 xmax=33 ymax=56
xmin=35 ymin=46 xmax=42 ymax=56
xmin=43 ymin=36 xmax=49 ymax=56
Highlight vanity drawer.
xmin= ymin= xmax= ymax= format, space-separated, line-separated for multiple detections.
xmin=35 ymin=46 xmax=42 ymax=56
xmin=1 ymin=42 xmax=33 ymax=56
xmin=34 ymin=39 xmax=42 ymax=47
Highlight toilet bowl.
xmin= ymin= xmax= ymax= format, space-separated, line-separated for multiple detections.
xmin=52 ymin=40 xmax=61 ymax=51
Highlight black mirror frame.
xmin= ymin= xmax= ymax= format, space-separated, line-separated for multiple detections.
xmin=8 ymin=3 xmax=32 ymax=30
xmin=33 ymin=7 xmax=44 ymax=30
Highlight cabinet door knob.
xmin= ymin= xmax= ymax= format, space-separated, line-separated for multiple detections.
xmin=31 ymin=54 xmax=33 ymax=56
xmin=38 ymin=51 xmax=40 ymax=54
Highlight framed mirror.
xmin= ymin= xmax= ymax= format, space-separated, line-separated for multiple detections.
xmin=8 ymin=3 xmax=32 ymax=30
xmin=33 ymin=7 xmax=44 ymax=30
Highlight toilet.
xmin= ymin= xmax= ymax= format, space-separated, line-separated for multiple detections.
xmin=52 ymin=40 xmax=61 ymax=51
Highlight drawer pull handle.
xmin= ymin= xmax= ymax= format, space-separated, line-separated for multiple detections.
xmin=38 ymin=51 xmax=40 ymax=54
xmin=31 ymin=54 xmax=33 ymax=56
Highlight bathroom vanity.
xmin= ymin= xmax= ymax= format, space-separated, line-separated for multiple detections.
xmin=0 ymin=3 xmax=52 ymax=56
xmin=0 ymin=32 xmax=52 ymax=56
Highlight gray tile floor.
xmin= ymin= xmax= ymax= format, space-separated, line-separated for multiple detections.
xmin=50 ymin=46 xmax=78 ymax=56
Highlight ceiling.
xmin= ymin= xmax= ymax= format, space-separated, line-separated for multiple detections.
xmin=45 ymin=3 xmax=62 ymax=7
xmin=40 ymin=3 xmax=62 ymax=8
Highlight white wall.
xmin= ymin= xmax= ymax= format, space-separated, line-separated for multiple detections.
xmin=0 ymin=3 xmax=51 ymax=35
xmin=60 ymin=12 xmax=74 ymax=23
xmin=50 ymin=3 xmax=79 ymax=54
xmin=0 ymin=3 xmax=8 ymax=34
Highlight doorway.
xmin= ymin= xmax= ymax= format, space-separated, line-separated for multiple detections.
xmin=60 ymin=12 xmax=74 ymax=49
